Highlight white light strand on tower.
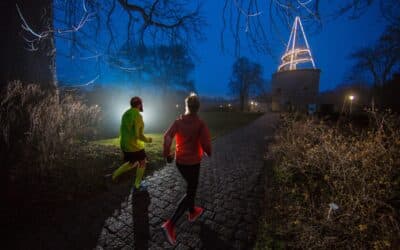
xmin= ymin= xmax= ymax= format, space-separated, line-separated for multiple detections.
xmin=297 ymin=16 xmax=316 ymax=68
xmin=278 ymin=16 xmax=316 ymax=71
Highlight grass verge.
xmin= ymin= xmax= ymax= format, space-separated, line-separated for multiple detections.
xmin=93 ymin=134 xmax=166 ymax=178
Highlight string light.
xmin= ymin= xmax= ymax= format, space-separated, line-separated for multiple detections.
xmin=278 ymin=16 xmax=316 ymax=71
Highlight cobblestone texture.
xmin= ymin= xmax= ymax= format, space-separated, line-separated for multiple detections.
xmin=96 ymin=113 xmax=278 ymax=249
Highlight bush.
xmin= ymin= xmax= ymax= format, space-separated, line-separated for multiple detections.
xmin=1 ymin=81 xmax=101 ymax=192
xmin=265 ymin=111 xmax=400 ymax=249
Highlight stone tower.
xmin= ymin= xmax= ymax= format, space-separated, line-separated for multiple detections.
xmin=271 ymin=16 xmax=320 ymax=112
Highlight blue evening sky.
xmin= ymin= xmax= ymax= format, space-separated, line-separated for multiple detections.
xmin=193 ymin=0 xmax=387 ymax=97
xmin=56 ymin=1 xmax=388 ymax=97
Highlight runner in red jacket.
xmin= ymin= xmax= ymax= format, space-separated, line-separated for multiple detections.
xmin=161 ymin=93 xmax=211 ymax=245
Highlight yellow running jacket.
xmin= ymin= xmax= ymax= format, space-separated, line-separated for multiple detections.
xmin=120 ymin=108 xmax=151 ymax=152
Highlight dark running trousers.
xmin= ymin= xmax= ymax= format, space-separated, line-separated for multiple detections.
xmin=171 ymin=163 xmax=200 ymax=225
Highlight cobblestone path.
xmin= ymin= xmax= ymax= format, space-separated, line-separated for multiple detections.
xmin=96 ymin=113 xmax=279 ymax=250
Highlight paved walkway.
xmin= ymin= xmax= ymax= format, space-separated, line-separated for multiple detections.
xmin=96 ymin=112 xmax=279 ymax=250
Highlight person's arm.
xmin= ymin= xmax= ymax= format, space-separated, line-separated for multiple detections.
xmin=163 ymin=121 xmax=178 ymax=158
xmin=199 ymin=122 xmax=212 ymax=157
xmin=135 ymin=115 xmax=152 ymax=143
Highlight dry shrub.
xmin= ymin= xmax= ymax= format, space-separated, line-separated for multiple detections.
xmin=269 ymin=112 xmax=400 ymax=249
xmin=0 ymin=81 xmax=100 ymax=187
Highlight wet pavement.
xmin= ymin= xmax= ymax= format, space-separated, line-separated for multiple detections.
xmin=6 ymin=112 xmax=278 ymax=250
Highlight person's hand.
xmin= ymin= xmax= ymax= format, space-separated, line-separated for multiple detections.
xmin=166 ymin=155 xmax=174 ymax=163
xmin=147 ymin=137 xmax=153 ymax=143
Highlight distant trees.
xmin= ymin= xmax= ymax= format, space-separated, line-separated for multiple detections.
xmin=350 ymin=25 xmax=400 ymax=86
xmin=346 ymin=21 xmax=400 ymax=111
xmin=147 ymin=45 xmax=195 ymax=92
xmin=379 ymin=73 xmax=400 ymax=112
xmin=229 ymin=57 xmax=264 ymax=111
xmin=116 ymin=43 xmax=195 ymax=93
xmin=325 ymin=30 xmax=400 ymax=113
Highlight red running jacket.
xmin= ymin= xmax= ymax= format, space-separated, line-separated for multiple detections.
xmin=163 ymin=114 xmax=212 ymax=165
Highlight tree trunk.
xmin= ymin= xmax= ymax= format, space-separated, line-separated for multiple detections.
xmin=0 ymin=0 xmax=56 ymax=202
xmin=240 ymin=94 xmax=245 ymax=112
xmin=0 ymin=0 xmax=56 ymax=90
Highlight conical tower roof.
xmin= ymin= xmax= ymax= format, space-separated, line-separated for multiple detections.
xmin=278 ymin=16 xmax=316 ymax=72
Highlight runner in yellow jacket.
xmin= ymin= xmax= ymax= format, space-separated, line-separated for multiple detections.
xmin=112 ymin=96 xmax=152 ymax=191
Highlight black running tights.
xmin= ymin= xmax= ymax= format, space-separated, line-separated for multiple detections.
xmin=171 ymin=163 xmax=200 ymax=225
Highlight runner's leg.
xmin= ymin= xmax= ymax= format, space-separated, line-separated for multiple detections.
xmin=185 ymin=164 xmax=200 ymax=213
xmin=171 ymin=164 xmax=200 ymax=224
xmin=112 ymin=161 xmax=138 ymax=181
xmin=134 ymin=159 xmax=146 ymax=189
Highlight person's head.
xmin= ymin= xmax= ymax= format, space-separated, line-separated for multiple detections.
xmin=185 ymin=92 xmax=200 ymax=115
xmin=130 ymin=96 xmax=143 ymax=112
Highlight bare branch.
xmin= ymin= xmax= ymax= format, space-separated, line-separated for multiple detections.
xmin=16 ymin=0 xmax=96 ymax=52
xmin=222 ymin=0 xmax=390 ymax=55
xmin=117 ymin=0 xmax=200 ymax=29
xmin=61 ymin=74 xmax=100 ymax=88
xmin=16 ymin=4 xmax=49 ymax=40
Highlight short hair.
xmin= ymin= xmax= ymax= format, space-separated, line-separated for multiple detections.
xmin=185 ymin=93 xmax=200 ymax=114
xmin=130 ymin=96 xmax=142 ymax=108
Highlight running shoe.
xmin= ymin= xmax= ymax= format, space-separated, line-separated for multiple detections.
xmin=188 ymin=206 xmax=204 ymax=222
xmin=132 ymin=181 xmax=148 ymax=193
xmin=161 ymin=220 xmax=176 ymax=245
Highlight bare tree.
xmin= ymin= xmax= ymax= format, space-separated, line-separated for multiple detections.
xmin=222 ymin=0 xmax=398 ymax=55
xmin=116 ymin=0 xmax=203 ymax=45
xmin=229 ymin=57 xmax=264 ymax=111
xmin=1 ymin=0 xmax=56 ymax=89
xmin=2 ymin=0 xmax=203 ymax=89
xmin=55 ymin=0 xmax=204 ymax=85
xmin=116 ymin=43 xmax=196 ymax=92
xmin=350 ymin=26 xmax=400 ymax=86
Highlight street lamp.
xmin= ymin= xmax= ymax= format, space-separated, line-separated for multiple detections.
xmin=250 ymin=101 xmax=255 ymax=111
xmin=349 ymin=95 xmax=355 ymax=114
